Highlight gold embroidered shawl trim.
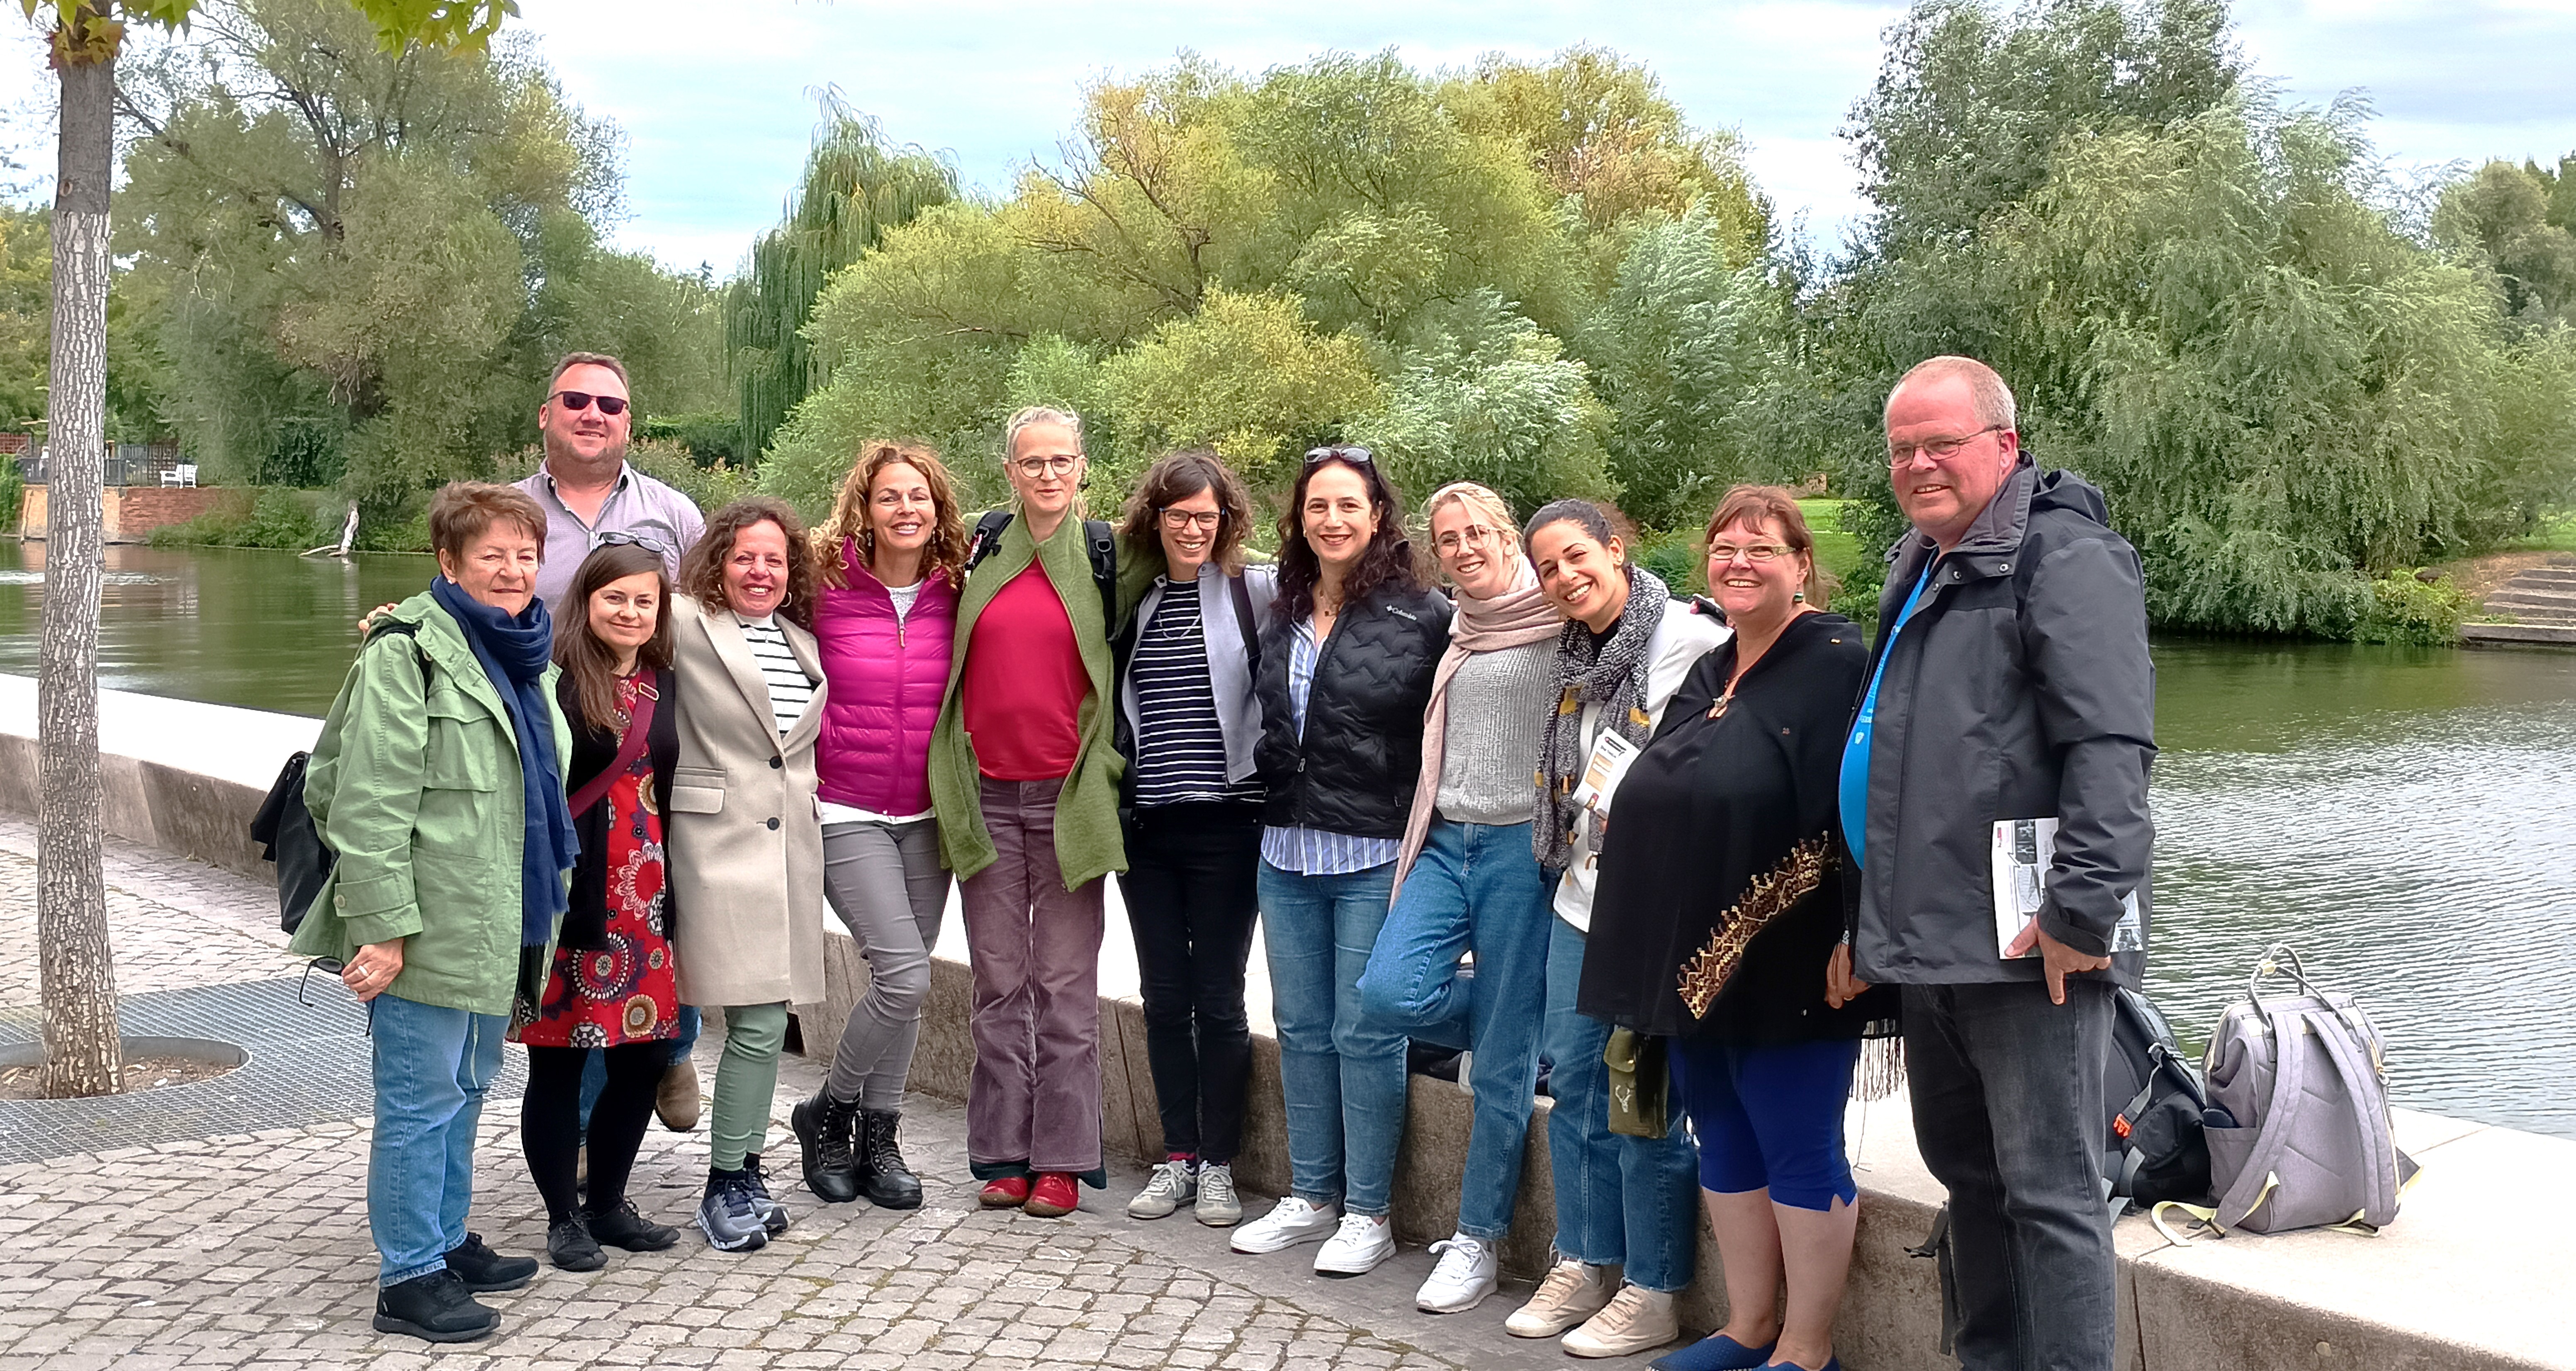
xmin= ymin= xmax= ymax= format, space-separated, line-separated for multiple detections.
xmin=1677 ymin=835 xmax=1834 ymax=1018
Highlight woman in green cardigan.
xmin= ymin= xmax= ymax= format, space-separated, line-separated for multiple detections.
xmin=291 ymin=482 xmax=578 ymax=1346
xmin=926 ymin=405 xmax=1141 ymax=1219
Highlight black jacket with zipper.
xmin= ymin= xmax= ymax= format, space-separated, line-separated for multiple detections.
xmin=1847 ymin=458 xmax=2156 ymax=989
xmin=1254 ymin=583 xmax=1452 ymax=841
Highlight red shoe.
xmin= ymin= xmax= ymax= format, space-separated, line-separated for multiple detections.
xmin=1023 ymin=1172 xmax=1080 ymax=1218
xmin=978 ymin=1175 xmax=1030 ymax=1208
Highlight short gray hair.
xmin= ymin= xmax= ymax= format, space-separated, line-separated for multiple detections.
xmin=1003 ymin=405 xmax=1085 ymax=460
xmin=1885 ymin=356 xmax=2017 ymax=432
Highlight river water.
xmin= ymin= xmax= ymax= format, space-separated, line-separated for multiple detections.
xmin=5 ymin=541 xmax=2573 ymax=1138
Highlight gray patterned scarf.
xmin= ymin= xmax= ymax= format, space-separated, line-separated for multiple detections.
xmin=1533 ymin=563 xmax=1669 ymax=869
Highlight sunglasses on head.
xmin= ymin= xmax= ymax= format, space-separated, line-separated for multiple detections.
xmin=553 ymin=390 xmax=629 ymax=417
xmin=1303 ymin=445 xmax=1373 ymax=468
xmin=593 ymin=530 xmax=670 ymax=556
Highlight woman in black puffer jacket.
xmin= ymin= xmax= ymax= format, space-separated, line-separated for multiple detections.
xmin=1227 ymin=446 xmax=1450 ymax=1275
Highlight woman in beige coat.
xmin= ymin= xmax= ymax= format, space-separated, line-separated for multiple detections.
xmin=665 ymin=498 xmax=828 ymax=1254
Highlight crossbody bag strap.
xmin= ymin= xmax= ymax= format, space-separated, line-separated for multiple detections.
xmin=566 ymin=683 xmax=657 ymax=819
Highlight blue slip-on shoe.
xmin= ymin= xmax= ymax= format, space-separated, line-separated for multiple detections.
xmin=1649 ymin=1333 xmax=1776 ymax=1371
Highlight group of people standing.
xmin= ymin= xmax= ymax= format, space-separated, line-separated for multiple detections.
xmin=292 ymin=346 xmax=2156 ymax=1371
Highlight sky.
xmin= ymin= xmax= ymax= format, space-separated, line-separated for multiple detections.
xmin=6 ymin=0 xmax=2576 ymax=275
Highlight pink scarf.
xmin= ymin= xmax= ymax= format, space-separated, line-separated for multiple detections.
xmin=1392 ymin=563 xmax=1563 ymax=897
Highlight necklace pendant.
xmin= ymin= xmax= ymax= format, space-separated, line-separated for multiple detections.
xmin=1708 ymin=695 xmax=1730 ymax=720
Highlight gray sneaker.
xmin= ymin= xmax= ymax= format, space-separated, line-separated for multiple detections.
xmin=1127 ymin=1159 xmax=1198 ymax=1219
xmin=1194 ymin=1162 xmax=1242 ymax=1227
xmin=743 ymin=1153 xmax=791 ymax=1235
xmin=696 ymin=1172 xmax=770 ymax=1253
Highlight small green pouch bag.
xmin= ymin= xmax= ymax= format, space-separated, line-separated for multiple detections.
xmin=1604 ymin=1028 xmax=1670 ymax=1139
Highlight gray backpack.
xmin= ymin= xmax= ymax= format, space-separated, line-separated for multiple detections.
xmin=2199 ymin=946 xmax=2418 ymax=1235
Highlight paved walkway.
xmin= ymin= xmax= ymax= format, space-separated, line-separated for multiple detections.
xmin=0 ymin=823 xmax=1660 ymax=1371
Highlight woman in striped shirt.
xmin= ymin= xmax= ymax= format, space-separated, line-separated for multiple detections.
xmin=1111 ymin=451 xmax=1275 ymax=1229
xmin=664 ymin=498 xmax=829 ymax=1254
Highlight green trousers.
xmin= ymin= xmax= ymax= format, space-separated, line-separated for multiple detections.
xmin=709 ymin=1002 xmax=790 ymax=1173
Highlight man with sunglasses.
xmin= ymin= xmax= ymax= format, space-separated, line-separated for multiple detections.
xmin=1829 ymin=356 xmax=2155 ymax=1371
xmin=516 ymin=351 xmax=709 ymax=1132
xmin=517 ymin=352 xmax=705 ymax=613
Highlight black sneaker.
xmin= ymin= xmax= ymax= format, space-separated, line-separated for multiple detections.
xmin=859 ymin=1108 xmax=924 ymax=1210
xmin=373 ymin=1269 xmax=498 ymax=1343
xmin=442 ymin=1232 xmax=538 ymax=1292
xmin=585 ymin=1200 xmax=681 ymax=1252
xmin=546 ymin=1217 xmax=605 ymax=1272
xmin=743 ymin=1153 xmax=791 ymax=1235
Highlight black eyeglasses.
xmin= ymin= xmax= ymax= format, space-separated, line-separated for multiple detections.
xmin=593 ymin=530 xmax=670 ymax=556
xmin=1304 ymin=445 xmax=1373 ymax=468
xmin=553 ymin=390 xmax=630 ymax=417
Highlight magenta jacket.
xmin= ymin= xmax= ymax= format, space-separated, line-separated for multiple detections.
xmin=812 ymin=541 xmax=958 ymax=817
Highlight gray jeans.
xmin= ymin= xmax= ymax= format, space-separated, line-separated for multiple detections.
xmin=820 ymin=820 xmax=949 ymax=1110
xmin=1904 ymin=979 xmax=2117 ymax=1371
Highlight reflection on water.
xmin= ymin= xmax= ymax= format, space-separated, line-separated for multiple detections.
xmin=3 ymin=545 xmax=2573 ymax=1137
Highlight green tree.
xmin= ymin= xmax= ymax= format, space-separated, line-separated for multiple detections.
xmin=724 ymin=97 xmax=956 ymax=463
xmin=1360 ymin=291 xmax=1615 ymax=523
xmin=22 ymin=0 xmax=515 ymax=1100
xmin=0 ymin=203 xmax=45 ymax=430
xmin=2432 ymin=157 xmax=2576 ymax=329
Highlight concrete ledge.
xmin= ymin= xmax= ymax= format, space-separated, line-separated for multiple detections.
xmin=2460 ymin=622 xmax=2576 ymax=646
xmin=10 ymin=678 xmax=2569 ymax=1369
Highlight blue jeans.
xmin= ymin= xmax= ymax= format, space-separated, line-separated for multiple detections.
xmin=1543 ymin=918 xmax=1699 ymax=1291
xmin=579 ymin=1003 xmax=700 ymax=1125
xmin=368 ymin=993 xmax=507 ymax=1286
xmin=1259 ymin=859 xmax=1406 ymax=1218
xmin=1356 ymin=820 xmax=1552 ymax=1241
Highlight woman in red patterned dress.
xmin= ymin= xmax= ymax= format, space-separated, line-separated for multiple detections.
xmin=516 ymin=540 xmax=685 ymax=1271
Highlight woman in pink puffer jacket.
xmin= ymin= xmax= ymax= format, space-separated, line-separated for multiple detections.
xmin=786 ymin=440 xmax=966 ymax=1211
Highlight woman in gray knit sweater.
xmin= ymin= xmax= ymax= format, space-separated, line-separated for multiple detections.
xmin=1354 ymin=481 xmax=1563 ymax=1315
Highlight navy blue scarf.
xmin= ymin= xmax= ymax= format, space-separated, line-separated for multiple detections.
xmin=430 ymin=576 xmax=579 ymax=947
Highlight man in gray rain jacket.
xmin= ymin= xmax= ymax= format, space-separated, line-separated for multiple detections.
xmin=1829 ymin=355 xmax=2155 ymax=1371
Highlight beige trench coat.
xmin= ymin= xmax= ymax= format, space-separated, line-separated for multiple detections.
xmin=666 ymin=594 xmax=829 ymax=1007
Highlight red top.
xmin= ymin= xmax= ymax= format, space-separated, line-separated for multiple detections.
xmin=963 ymin=562 xmax=1089 ymax=781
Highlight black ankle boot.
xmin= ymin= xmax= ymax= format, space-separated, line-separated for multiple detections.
xmin=373 ymin=1269 xmax=498 ymax=1343
xmin=858 ymin=1108 xmax=923 ymax=1210
xmin=792 ymin=1093 xmax=864 ymax=1203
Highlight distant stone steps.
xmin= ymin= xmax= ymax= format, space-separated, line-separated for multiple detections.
xmin=2468 ymin=561 xmax=2576 ymax=641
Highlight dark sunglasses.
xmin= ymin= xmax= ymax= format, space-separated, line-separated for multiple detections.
xmin=1304 ymin=445 xmax=1373 ymax=468
xmin=552 ymin=390 xmax=630 ymax=416
xmin=593 ymin=530 xmax=670 ymax=556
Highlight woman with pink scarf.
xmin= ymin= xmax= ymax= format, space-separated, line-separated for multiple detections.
xmin=1353 ymin=481 xmax=1562 ymax=1315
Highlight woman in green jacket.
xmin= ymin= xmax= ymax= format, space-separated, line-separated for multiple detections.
xmin=925 ymin=405 xmax=1136 ymax=1219
xmin=291 ymin=482 xmax=579 ymax=1347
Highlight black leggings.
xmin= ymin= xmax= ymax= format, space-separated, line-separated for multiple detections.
xmin=523 ymin=1042 xmax=663 ymax=1222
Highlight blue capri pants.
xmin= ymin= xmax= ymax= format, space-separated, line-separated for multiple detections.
xmin=1667 ymin=1035 xmax=1863 ymax=1212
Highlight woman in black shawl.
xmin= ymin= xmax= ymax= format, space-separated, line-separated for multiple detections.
xmin=1584 ymin=487 xmax=1897 ymax=1371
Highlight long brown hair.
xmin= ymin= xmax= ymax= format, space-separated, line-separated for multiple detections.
xmin=1119 ymin=448 xmax=1255 ymax=577
xmin=681 ymin=497 xmax=817 ymax=629
xmin=553 ymin=542 xmax=674 ymax=733
xmin=811 ymin=440 xmax=969 ymax=589
xmin=1273 ymin=450 xmax=1427 ymax=625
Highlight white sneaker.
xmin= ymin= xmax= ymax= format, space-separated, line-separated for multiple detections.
xmin=1231 ymin=1196 xmax=1340 ymax=1254
xmin=1314 ymin=1212 xmax=1395 ymax=1276
xmin=1126 ymin=1159 xmax=1198 ymax=1219
xmin=1505 ymin=1257 xmax=1618 ymax=1337
xmin=1194 ymin=1163 xmax=1242 ymax=1227
xmin=1415 ymin=1232 xmax=1499 ymax=1313
xmin=1562 ymin=1283 xmax=1680 ymax=1358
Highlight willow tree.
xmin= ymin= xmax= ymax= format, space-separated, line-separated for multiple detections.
xmin=723 ymin=96 xmax=956 ymax=463
xmin=23 ymin=0 xmax=514 ymax=1099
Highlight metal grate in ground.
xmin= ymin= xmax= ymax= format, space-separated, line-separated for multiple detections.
xmin=0 ymin=972 xmax=523 ymax=1164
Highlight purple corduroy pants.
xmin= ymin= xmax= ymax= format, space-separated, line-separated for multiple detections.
xmin=960 ymin=775 xmax=1106 ymax=1175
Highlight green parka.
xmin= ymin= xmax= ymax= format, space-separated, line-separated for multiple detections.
xmin=927 ymin=511 xmax=1151 ymax=888
xmin=287 ymin=592 xmax=574 ymax=1017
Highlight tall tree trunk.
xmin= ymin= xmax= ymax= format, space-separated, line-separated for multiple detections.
xmin=39 ymin=18 xmax=122 ymax=1099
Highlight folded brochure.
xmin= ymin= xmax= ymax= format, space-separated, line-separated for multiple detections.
xmin=1991 ymin=817 xmax=2143 ymax=959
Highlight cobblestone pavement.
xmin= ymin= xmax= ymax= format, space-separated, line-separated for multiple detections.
xmin=0 ymin=826 xmax=1661 ymax=1370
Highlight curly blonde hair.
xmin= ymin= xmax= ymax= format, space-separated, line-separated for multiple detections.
xmin=811 ymin=440 xmax=968 ymax=589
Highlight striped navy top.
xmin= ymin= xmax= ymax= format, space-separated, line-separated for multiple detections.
xmin=1130 ymin=580 xmax=1260 ymax=808
xmin=737 ymin=615 xmax=813 ymax=735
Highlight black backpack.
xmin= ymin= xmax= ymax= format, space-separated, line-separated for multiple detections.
xmin=965 ymin=510 xmax=1121 ymax=635
xmin=251 ymin=621 xmax=426 ymax=934
xmin=2104 ymin=984 xmax=2221 ymax=1208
